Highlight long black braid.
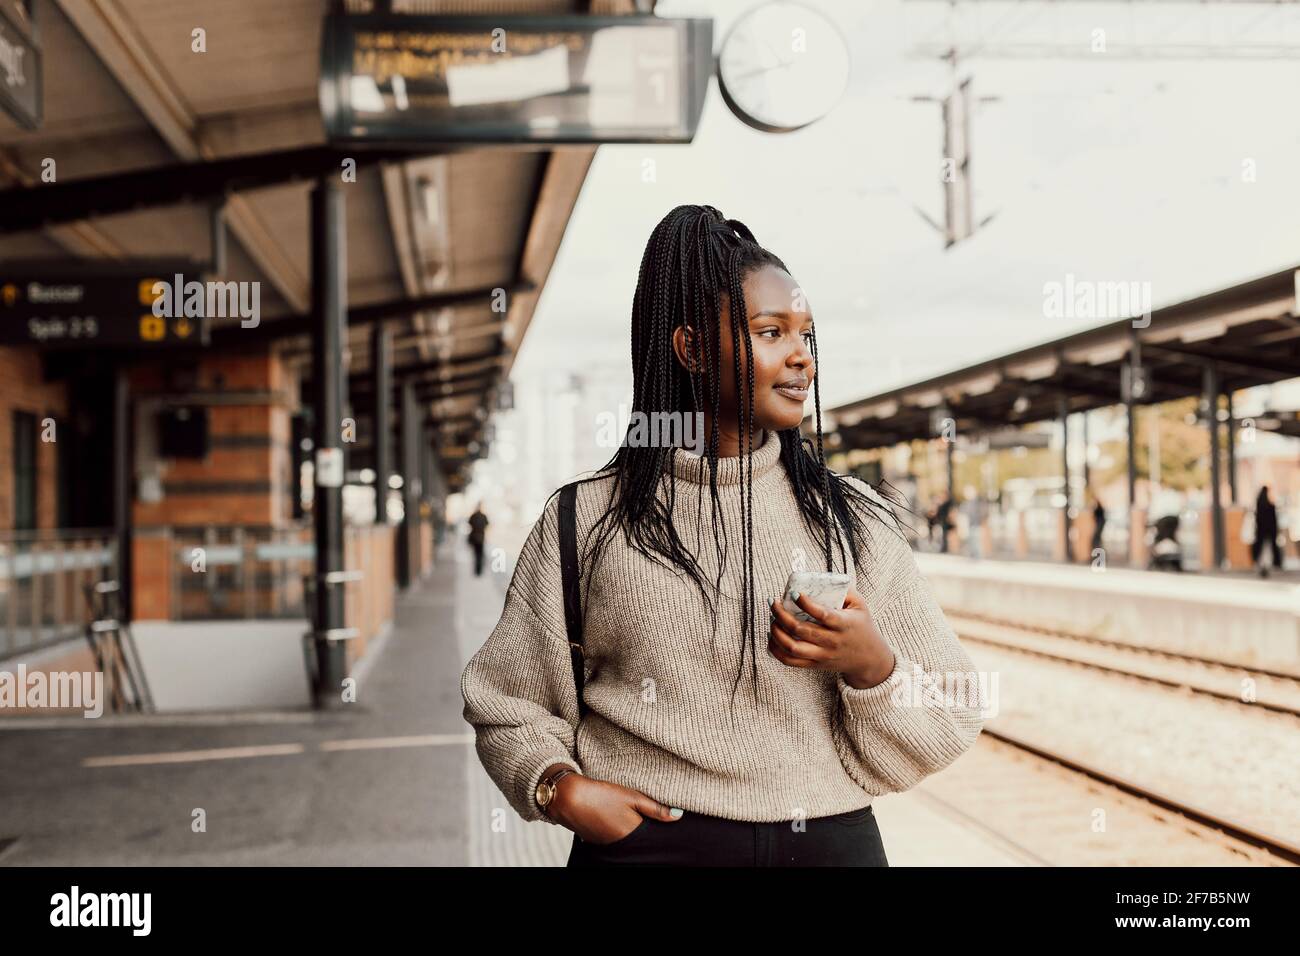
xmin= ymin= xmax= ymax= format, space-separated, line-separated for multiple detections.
xmin=562 ymin=204 xmax=901 ymax=720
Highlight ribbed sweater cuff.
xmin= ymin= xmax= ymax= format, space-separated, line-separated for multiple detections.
xmin=835 ymin=654 xmax=911 ymax=722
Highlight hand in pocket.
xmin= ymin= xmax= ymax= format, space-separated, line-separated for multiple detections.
xmin=550 ymin=775 xmax=683 ymax=844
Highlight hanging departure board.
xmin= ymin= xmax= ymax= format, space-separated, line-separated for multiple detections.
xmin=0 ymin=260 xmax=212 ymax=348
xmin=320 ymin=13 xmax=713 ymax=145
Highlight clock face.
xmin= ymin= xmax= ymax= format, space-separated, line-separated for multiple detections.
xmin=717 ymin=1 xmax=851 ymax=133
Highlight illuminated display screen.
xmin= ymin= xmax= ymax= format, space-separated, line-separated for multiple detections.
xmin=320 ymin=14 xmax=713 ymax=145
xmin=0 ymin=261 xmax=212 ymax=348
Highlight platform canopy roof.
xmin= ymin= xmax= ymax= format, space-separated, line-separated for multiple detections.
xmin=828 ymin=267 xmax=1300 ymax=450
xmin=0 ymin=0 xmax=648 ymax=490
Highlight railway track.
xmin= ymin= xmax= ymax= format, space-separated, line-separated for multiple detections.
xmin=918 ymin=730 xmax=1300 ymax=866
xmin=926 ymin=609 xmax=1300 ymax=865
xmin=946 ymin=610 xmax=1300 ymax=718
xmin=992 ymin=725 xmax=1299 ymax=864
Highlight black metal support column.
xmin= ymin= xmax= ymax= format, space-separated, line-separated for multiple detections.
xmin=944 ymin=436 xmax=954 ymax=500
xmin=1126 ymin=333 xmax=1140 ymax=509
xmin=1125 ymin=400 xmax=1138 ymax=508
xmin=397 ymin=378 xmax=420 ymax=589
xmin=372 ymin=323 xmax=392 ymax=525
xmin=424 ymin=432 xmax=439 ymax=561
xmin=1059 ymin=394 xmax=1072 ymax=562
xmin=1205 ymin=365 xmax=1225 ymax=570
xmin=113 ymin=367 xmax=132 ymax=622
xmin=1225 ymin=389 xmax=1237 ymax=506
xmin=1081 ymin=409 xmax=1091 ymax=494
xmin=309 ymin=177 xmax=348 ymax=708
xmin=940 ymin=434 xmax=954 ymax=554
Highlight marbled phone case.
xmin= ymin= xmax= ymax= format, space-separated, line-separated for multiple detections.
xmin=781 ymin=571 xmax=851 ymax=623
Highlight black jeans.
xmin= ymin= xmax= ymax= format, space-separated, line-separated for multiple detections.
xmin=566 ymin=805 xmax=888 ymax=867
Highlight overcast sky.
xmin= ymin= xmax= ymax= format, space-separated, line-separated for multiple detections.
xmin=513 ymin=0 xmax=1300 ymax=410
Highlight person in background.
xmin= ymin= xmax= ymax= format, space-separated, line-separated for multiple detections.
xmin=467 ymin=503 xmax=489 ymax=576
xmin=933 ymin=495 xmax=954 ymax=554
xmin=1090 ymin=491 xmax=1106 ymax=557
xmin=1252 ymin=486 xmax=1282 ymax=578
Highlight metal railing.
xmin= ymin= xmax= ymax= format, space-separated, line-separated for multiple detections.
xmin=84 ymin=579 xmax=154 ymax=714
xmin=922 ymin=508 xmax=1137 ymax=565
xmin=167 ymin=523 xmax=393 ymax=630
xmin=170 ymin=526 xmax=315 ymax=621
xmin=0 ymin=529 xmax=118 ymax=659
xmin=0 ymin=523 xmax=393 ymax=656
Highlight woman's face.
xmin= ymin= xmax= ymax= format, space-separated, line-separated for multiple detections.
xmin=673 ymin=264 xmax=816 ymax=433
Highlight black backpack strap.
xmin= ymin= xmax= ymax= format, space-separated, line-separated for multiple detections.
xmin=557 ymin=483 xmax=587 ymax=719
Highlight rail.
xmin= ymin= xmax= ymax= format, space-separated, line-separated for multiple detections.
xmin=0 ymin=528 xmax=118 ymax=660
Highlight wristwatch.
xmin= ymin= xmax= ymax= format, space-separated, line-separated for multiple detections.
xmin=535 ymin=766 xmax=581 ymax=818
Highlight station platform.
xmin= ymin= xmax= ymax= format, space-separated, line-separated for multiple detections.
xmin=3 ymin=536 xmax=1017 ymax=866
xmin=916 ymin=552 xmax=1300 ymax=677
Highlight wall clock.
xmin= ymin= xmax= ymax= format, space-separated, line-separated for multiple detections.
xmin=717 ymin=1 xmax=851 ymax=133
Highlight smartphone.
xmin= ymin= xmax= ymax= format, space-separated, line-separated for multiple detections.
xmin=781 ymin=571 xmax=851 ymax=623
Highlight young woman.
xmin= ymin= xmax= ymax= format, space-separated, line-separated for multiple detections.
xmin=461 ymin=204 xmax=986 ymax=867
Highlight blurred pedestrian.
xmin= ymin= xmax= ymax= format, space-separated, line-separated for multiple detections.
xmin=467 ymin=502 xmax=489 ymax=576
xmin=1148 ymin=513 xmax=1182 ymax=572
xmin=933 ymin=495 xmax=953 ymax=553
xmin=1251 ymin=486 xmax=1282 ymax=578
xmin=1090 ymin=492 xmax=1106 ymax=555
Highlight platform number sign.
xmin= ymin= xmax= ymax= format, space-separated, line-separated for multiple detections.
xmin=0 ymin=264 xmax=209 ymax=348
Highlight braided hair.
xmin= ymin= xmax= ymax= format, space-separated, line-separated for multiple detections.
xmin=570 ymin=204 xmax=899 ymax=720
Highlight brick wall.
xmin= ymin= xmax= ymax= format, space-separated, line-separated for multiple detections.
xmin=132 ymin=352 xmax=295 ymax=531
xmin=129 ymin=350 xmax=298 ymax=620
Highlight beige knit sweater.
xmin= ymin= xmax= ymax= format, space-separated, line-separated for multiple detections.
xmin=460 ymin=429 xmax=987 ymax=824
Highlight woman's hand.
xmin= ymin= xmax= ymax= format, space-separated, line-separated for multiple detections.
xmin=548 ymin=773 xmax=684 ymax=845
xmin=769 ymin=585 xmax=896 ymax=689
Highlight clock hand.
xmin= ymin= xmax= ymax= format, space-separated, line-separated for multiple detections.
xmin=727 ymin=60 xmax=795 ymax=83
xmin=759 ymin=35 xmax=793 ymax=70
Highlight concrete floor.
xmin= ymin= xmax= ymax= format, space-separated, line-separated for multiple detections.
xmin=0 ymin=543 xmax=547 ymax=865
xmin=0 ymin=541 xmax=1017 ymax=867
